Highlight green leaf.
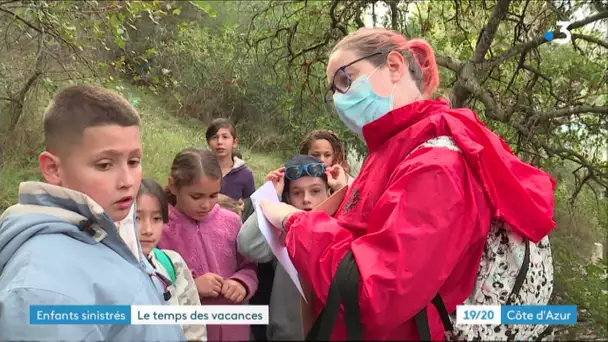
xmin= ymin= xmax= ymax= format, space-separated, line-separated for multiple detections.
xmin=109 ymin=14 xmax=120 ymax=29
xmin=172 ymin=8 xmax=181 ymax=16
xmin=145 ymin=48 xmax=157 ymax=57
xmin=115 ymin=36 xmax=125 ymax=50
xmin=130 ymin=97 xmax=140 ymax=107
xmin=593 ymin=95 xmax=607 ymax=107
xmin=189 ymin=0 xmax=216 ymax=17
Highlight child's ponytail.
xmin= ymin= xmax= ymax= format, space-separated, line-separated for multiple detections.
xmin=165 ymin=186 xmax=177 ymax=207
xmin=405 ymin=39 xmax=439 ymax=99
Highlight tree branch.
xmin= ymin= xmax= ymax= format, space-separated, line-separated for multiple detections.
xmin=0 ymin=0 xmax=19 ymax=7
xmin=289 ymin=38 xmax=330 ymax=63
xmin=530 ymin=105 xmax=608 ymax=121
xmin=355 ymin=6 xmax=365 ymax=29
xmin=450 ymin=0 xmax=512 ymax=108
xmin=0 ymin=4 xmax=96 ymax=77
xmin=0 ymin=96 xmax=19 ymax=104
xmin=509 ymin=121 xmax=607 ymax=190
xmin=481 ymin=10 xmax=608 ymax=69
xmin=472 ymin=0 xmax=511 ymax=63
xmin=570 ymin=170 xmax=592 ymax=203
xmin=0 ymin=6 xmax=43 ymax=34
xmin=449 ymin=63 xmax=608 ymax=190
xmin=329 ymin=0 xmax=347 ymax=36
xmin=569 ymin=9 xmax=608 ymax=30
xmin=435 ymin=53 xmax=463 ymax=72
xmin=456 ymin=62 xmax=504 ymax=120
xmin=520 ymin=64 xmax=562 ymax=103
xmin=571 ymin=33 xmax=608 ymax=50
xmin=388 ymin=0 xmax=399 ymax=31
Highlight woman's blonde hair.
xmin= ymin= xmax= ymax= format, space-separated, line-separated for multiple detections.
xmin=332 ymin=28 xmax=439 ymax=99
xmin=218 ymin=194 xmax=244 ymax=217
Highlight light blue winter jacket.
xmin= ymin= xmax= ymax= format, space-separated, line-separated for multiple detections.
xmin=0 ymin=182 xmax=186 ymax=341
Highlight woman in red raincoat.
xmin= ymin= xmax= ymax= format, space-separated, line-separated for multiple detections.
xmin=260 ymin=28 xmax=556 ymax=341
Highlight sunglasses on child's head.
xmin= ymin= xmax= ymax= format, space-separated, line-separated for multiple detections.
xmin=284 ymin=163 xmax=326 ymax=181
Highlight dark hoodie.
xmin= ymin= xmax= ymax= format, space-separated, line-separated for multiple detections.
xmin=221 ymin=157 xmax=255 ymax=200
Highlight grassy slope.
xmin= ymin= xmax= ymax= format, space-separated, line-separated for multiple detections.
xmin=131 ymin=85 xmax=283 ymax=187
xmin=0 ymin=82 xmax=283 ymax=211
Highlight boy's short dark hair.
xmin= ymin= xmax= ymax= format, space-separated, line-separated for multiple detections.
xmin=43 ymin=85 xmax=140 ymax=155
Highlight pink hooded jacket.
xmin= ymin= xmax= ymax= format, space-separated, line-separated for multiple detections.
xmin=159 ymin=203 xmax=258 ymax=342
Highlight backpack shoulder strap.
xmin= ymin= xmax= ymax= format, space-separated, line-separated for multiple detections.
xmin=415 ymin=232 xmax=532 ymax=340
xmin=305 ymin=250 xmax=363 ymax=341
xmin=153 ymin=248 xmax=177 ymax=284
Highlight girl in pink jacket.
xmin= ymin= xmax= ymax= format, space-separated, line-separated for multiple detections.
xmin=159 ymin=147 xmax=258 ymax=342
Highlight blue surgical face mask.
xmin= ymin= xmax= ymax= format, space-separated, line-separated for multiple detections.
xmin=333 ymin=67 xmax=396 ymax=137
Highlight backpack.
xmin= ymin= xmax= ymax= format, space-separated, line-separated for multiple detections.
xmin=152 ymin=248 xmax=176 ymax=284
xmin=444 ymin=220 xmax=554 ymax=341
xmin=305 ymin=136 xmax=555 ymax=341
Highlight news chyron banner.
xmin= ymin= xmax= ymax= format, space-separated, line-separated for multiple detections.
xmin=456 ymin=305 xmax=577 ymax=325
xmin=30 ymin=305 xmax=268 ymax=325
xmin=29 ymin=304 xmax=576 ymax=326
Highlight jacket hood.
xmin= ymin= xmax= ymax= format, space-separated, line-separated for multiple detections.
xmin=0 ymin=182 xmax=142 ymax=273
xmin=362 ymin=99 xmax=556 ymax=243
xmin=227 ymin=156 xmax=247 ymax=174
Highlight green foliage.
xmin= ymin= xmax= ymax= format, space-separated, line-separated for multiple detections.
xmin=0 ymin=0 xmax=169 ymax=138
xmin=548 ymin=161 xmax=608 ymax=340
xmin=189 ymin=0 xmax=217 ymax=17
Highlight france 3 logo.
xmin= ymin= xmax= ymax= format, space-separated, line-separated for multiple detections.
xmin=544 ymin=21 xmax=573 ymax=44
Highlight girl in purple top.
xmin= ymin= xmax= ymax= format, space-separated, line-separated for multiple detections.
xmin=159 ymin=147 xmax=258 ymax=342
xmin=206 ymin=118 xmax=255 ymax=200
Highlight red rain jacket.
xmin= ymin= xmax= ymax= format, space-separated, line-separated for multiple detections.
xmin=283 ymin=99 xmax=556 ymax=340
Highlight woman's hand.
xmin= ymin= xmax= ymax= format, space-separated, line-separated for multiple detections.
xmin=194 ymin=273 xmax=223 ymax=297
xmin=326 ymin=164 xmax=348 ymax=192
xmin=221 ymin=279 xmax=247 ymax=303
xmin=265 ymin=167 xmax=285 ymax=197
xmin=259 ymin=200 xmax=302 ymax=233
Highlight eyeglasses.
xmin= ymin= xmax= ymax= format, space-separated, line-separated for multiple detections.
xmin=284 ymin=163 xmax=326 ymax=181
xmin=324 ymin=51 xmax=384 ymax=104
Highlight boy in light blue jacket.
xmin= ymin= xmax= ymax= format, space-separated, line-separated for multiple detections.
xmin=0 ymin=85 xmax=185 ymax=341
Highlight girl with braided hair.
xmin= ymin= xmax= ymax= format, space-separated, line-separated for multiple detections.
xmin=299 ymin=129 xmax=355 ymax=190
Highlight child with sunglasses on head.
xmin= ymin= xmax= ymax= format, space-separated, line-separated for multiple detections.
xmin=237 ymin=155 xmax=347 ymax=341
xmin=158 ymin=147 xmax=258 ymax=342
xmin=136 ymin=179 xmax=207 ymax=341
xmin=298 ymin=129 xmax=355 ymax=191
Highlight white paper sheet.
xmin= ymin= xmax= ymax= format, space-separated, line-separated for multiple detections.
xmin=250 ymin=181 xmax=307 ymax=302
